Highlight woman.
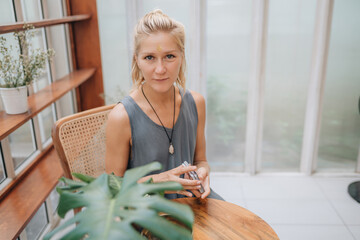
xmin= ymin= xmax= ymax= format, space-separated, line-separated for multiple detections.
xmin=105 ymin=9 xmax=222 ymax=200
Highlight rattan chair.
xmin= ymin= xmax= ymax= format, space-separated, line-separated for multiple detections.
xmin=52 ymin=104 xmax=116 ymax=179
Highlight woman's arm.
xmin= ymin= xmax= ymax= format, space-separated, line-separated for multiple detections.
xmin=105 ymin=103 xmax=201 ymax=197
xmin=105 ymin=103 xmax=132 ymax=176
xmin=191 ymin=90 xmax=211 ymax=199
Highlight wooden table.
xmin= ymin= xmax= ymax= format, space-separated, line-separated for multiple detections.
xmin=173 ymin=198 xmax=279 ymax=240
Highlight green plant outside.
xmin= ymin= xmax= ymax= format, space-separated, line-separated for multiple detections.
xmin=44 ymin=162 xmax=194 ymax=240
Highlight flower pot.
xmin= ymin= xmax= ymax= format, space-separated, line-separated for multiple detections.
xmin=0 ymin=86 xmax=28 ymax=114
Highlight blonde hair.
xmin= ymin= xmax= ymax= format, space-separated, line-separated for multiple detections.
xmin=131 ymin=9 xmax=186 ymax=90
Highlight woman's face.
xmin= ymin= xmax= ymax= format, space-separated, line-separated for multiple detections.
xmin=136 ymin=31 xmax=183 ymax=93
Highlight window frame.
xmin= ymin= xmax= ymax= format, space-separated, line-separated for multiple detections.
xmin=0 ymin=0 xmax=77 ymax=193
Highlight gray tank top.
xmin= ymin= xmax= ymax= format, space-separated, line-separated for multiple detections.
xmin=121 ymin=89 xmax=224 ymax=201
xmin=121 ymin=89 xmax=197 ymax=176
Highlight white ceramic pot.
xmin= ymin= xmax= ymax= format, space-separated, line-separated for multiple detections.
xmin=0 ymin=86 xmax=29 ymax=114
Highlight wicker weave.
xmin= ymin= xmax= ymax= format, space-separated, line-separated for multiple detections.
xmin=52 ymin=104 xmax=115 ymax=179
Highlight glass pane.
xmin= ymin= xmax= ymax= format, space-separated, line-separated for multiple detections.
xmin=22 ymin=0 xmax=43 ymax=21
xmin=44 ymin=0 xmax=64 ymax=19
xmin=47 ymin=25 xmax=70 ymax=80
xmin=0 ymin=32 xmax=20 ymax=90
xmin=57 ymin=92 xmax=75 ymax=117
xmin=49 ymin=182 xmax=64 ymax=214
xmin=24 ymin=203 xmax=48 ymax=240
xmin=45 ymin=1 xmax=75 ymax=117
xmin=18 ymin=0 xmax=49 ymax=91
xmin=0 ymin=0 xmax=15 ymax=24
xmin=0 ymin=147 xmax=6 ymax=183
xmin=9 ymin=120 xmax=36 ymax=169
xmin=45 ymin=0 xmax=70 ymax=80
xmin=31 ymin=28 xmax=52 ymax=92
xmin=261 ymin=0 xmax=316 ymax=171
xmin=97 ymin=0 xmax=130 ymax=104
xmin=38 ymin=105 xmax=56 ymax=144
xmin=317 ymin=0 xmax=360 ymax=171
xmin=0 ymin=1 xmax=16 ymax=110
xmin=206 ymin=0 xmax=252 ymax=171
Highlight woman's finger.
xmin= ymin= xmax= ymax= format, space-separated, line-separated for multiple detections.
xmin=200 ymin=176 xmax=211 ymax=199
xmin=177 ymin=177 xmax=201 ymax=186
xmin=191 ymin=189 xmax=201 ymax=198
xmin=178 ymin=191 xmax=193 ymax=197
xmin=166 ymin=190 xmax=193 ymax=197
xmin=182 ymin=184 xmax=203 ymax=190
xmin=196 ymin=167 xmax=207 ymax=180
xmin=173 ymin=165 xmax=197 ymax=175
xmin=201 ymin=188 xmax=211 ymax=199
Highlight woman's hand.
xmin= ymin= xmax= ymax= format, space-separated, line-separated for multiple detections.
xmin=151 ymin=165 xmax=203 ymax=197
xmin=185 ymin=167 xmax=210 ymax=199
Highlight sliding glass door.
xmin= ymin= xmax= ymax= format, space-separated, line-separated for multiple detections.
xmin=206 ymin=0 xmax=252 ymax=171
xmin=317 ymin=0 xmax=360 ymax=172
xmin=98 ymin=0 xmax=360 ymax=174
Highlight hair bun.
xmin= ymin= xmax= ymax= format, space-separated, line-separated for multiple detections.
xmin=151 ymin=9 xmax=163 ymax=14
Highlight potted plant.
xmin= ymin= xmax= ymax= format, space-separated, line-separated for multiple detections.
xmin=44 ymin=162 xmax=194 ymax=240
xmin=0 ymin=24 xmax=54 ymax=114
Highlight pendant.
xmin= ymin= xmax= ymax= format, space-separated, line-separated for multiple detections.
xmin=169 ymin=143 xmax=174 ymax=154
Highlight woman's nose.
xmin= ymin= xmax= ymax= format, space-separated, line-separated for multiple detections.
xmin=155 ymin=60 xmax=166 ymax=74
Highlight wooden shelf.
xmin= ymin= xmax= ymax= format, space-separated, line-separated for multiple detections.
xmin=0 ymin=68 xmax=96 ymax=141
xmin=0 ymin=14 xmax=91 ymax=34
xmin=0 ymin=146 xmax=63 ymax=240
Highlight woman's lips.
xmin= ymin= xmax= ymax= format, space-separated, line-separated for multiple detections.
xmin=154 ymin=78 xmax=169 ymax=81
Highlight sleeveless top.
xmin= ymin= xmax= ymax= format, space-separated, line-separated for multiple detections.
xmin=121 ymin=89 xmax=197 ymax=193
xmin=121 ymin=89 xmax=224 ymax=201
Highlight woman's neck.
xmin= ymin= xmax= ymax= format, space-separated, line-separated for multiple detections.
xmin=141 ymin=83 xmax=175 ymax=106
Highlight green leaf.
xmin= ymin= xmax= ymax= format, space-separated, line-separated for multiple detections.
xmin=72 ymin=172 xmax=96 ymax=183
xmin=120 ymin=161 xmax=162 ymax=192
xmin=44 ymin=162 xmax=193 ymax=240
xmin=108 ymin=173 xmax=123 ymax=196
xmin=56 ymin=177 xmax=86 ymax=194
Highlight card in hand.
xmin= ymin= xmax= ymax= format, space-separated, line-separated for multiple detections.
xmin=182 ymin=161 xmax=205 ymax=193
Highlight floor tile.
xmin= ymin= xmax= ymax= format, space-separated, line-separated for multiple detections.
xmin=242 ymin=176 xmax=326 ymax=200
xmin=271 ymin=225 xmax=355 ymax=240
xmin=315 ymin=177 xmax=360 ymax=200
xmin=348 ymin=225 xmax=360 ymax=240
xmin=246 ymin=199 xmax=343 ymax=225
xmin=210 ymin=175 xmax=243 ymax=199
xmin=330 ymin=198 xmax=360 ymax=225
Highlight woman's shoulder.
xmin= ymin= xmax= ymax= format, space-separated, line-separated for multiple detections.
xmin=108 ymin=102 xmax=130 ymax=127
xmin=189 ymin=90 xmax=205 ymax=107
xmin=106 ymin=102 xmax=131 ymax=142
xmin=108 ymin=88 xmax=143 ymax=125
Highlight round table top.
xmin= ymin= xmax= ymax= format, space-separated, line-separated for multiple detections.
xmin=173 ymin=197 xmax=279 ymax=240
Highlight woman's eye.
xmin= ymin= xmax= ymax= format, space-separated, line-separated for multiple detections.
xmin=144 ymin=56 xmax=154 ymax=60
xmin=166 ymin=54 xmax=175 ymax=59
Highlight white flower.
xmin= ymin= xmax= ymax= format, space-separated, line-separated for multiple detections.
xmin=0 ymin=24 xmax=55 ymax=88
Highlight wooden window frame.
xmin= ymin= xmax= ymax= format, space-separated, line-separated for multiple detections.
xmin=0 ymin=1 xmax=105 ymax=239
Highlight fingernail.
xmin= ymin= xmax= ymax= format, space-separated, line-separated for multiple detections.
xmin=197 ymin=181 xmax=201 ymax=184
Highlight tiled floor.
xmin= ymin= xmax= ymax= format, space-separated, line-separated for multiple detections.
xmin=210 ymin=173 xmax=360 ymax=240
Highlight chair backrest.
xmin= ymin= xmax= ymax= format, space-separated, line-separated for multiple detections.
xmin=52 ymin=104 xmax=116 ymax=179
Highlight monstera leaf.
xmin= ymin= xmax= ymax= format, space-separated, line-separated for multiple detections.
xmin=44 ymin=162 xmax=194 ymax=240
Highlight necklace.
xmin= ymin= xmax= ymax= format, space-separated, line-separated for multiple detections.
xmin=141 ymin=85 xmax=176 ymax=154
